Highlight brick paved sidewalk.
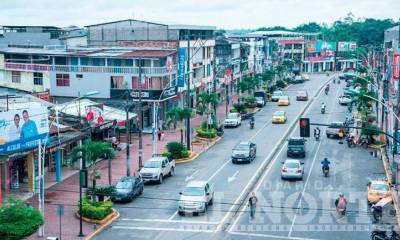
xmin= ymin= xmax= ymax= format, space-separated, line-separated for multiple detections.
xmin=26 ymin=94 xmax=238 ymax=240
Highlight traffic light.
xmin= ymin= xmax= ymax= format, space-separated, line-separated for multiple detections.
xmin=299 ymin=118 xmax=310 ymax=138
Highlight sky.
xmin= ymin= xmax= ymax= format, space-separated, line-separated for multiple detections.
xmin=1 ymin=0 xmax=399 ymax=29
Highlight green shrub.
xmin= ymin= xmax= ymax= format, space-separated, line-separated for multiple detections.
xmin=162 ymin=151 xmax=172 ymax=159
xmin=276 ymin=80 xmax=286 ymax=89
xmin=181 ymin=150 xmax=190 ymax=158
xmin=78 ymin=197 xmax=113 ymax=220
xmin=229 ymin=108 xmax=238 ymax=113
xmin=0 ymin=199 xmax=44 ymax=240
xmin=166 ymin=142 xmax=187 ymax=159
xmin=196 ymin=128 xmax=217 ymax=138
xmin=201 ymin=121 xmax=218 ymax=130
xmin=233 ymin=103 xmax=247 ymax=114
xmin=86 ymin=185 xmax=116 ymax=197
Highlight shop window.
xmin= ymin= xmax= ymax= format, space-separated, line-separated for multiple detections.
xmin=56 ymin=73 xmax=70 ymax=86
xmin=33 ymin=72 xmax=43 ymax=85
xmin=111 ymin=76 xmax=124 ymax=89
xmin=11 ymin=71 xmax=21 ymax=83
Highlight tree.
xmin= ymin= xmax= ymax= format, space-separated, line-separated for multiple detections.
xmin=293 ymin=22 xmax=322 ymax=33
xmin=256 ymin=26 xmax=290 ymax=31
xmin=71 ymin=141 xmax=115 ymax=201
xmin=196 ymin=92 xmax=219 ymax=129
xmin=166 ymin=107 xmax=192 ymax=143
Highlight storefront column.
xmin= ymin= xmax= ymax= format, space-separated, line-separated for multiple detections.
xmin=27 ymin=152 xmax=34 ymax=193
xmin=55 ymin=149 xmax=62 ymax=183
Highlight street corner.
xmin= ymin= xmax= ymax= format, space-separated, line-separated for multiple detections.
xmin=84 ymin=208 xmax=120 ymax=240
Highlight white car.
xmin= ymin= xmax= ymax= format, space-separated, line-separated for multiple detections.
xmin=281 ymin=159 xmax=304 ymax=180
xmin=178 ymin=181 xmax=214 ymax=215
xmin=224 ymin=112 xmax=241 ymax=127
xmin=338 ymin=95 xmax=352 ymax=105
xmin=139 ymin=157 xmax=175 ymax=184
xmin=271 ymin=91 xmax=284 ymax=102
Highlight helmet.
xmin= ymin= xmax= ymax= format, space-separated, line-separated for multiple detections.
xmin=339 ymin=193 xmax=344 ymax=197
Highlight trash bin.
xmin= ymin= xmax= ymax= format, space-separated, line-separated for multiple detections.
xmin=46 ymin=237 xmax=58 ymax=240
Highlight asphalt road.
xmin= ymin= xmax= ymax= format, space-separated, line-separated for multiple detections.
xmin=95 ymin=74 xmax=385 ymax=240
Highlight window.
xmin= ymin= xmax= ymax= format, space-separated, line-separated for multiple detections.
xmin=33 ymin=72 xmax=43 ymax=85
xmin=56 ymin=74 xmax=70 ymax=86
xmin=110 ymin=76 xmax=124 ymax=89
xmin=76 ymin=74 xmax=83 ymax=78
xmin=11 ymin=71 xmax=21 ymax=83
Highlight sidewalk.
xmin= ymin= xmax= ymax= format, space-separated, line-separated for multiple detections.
xmin=26 ymin=94 xmax=238 ymax=240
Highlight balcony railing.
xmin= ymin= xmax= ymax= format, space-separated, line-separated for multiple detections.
xmin=5 ymin=62 xmax=177 ymax=75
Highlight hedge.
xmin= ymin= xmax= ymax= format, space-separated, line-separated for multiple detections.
xmin=196 ymin=127 xmax=217 ymax=138
xmin=166 ymin=142 xmax=188 ymax=159
xmin=78 ymin=197 xmax=113 ymax=220
xmin=0 ymin=199 xmax=44 ymax=240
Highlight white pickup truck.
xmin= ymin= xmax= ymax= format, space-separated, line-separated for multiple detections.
xmin=178 ymin=180 xmax=214 ymax=215
xmin=139 ymin=157 xmax=175 ymax=184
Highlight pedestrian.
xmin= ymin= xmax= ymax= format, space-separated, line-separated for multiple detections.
xmin=248 ymin=192 xmax=258 ymax=219
xmin=161 ymin=130 xmax=165 ymax=141
xmin=157 ymin=128 xmax=162 ymax=141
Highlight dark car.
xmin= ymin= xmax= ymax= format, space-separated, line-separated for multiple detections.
xmin=296 ymin=91 xmax=308 ymax=101
xmin=287 ymin=137 xmax=306 ymax=158
xmin=111 ymin=176 xmax=144 ymax=202
xmin=231 ymin=141 xmax=257 ymax=164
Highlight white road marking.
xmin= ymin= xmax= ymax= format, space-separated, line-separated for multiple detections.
xmin=168 ymin=211 xmax=178 ymax=220
xmin=185 ymin=170 xmax=198 ymax=182
xmin=228 ymin=170 xmax=240 ymax=183
xmin=287 ymin=80 xmax=342 ymax=237
xmin=112 ymin=226 xmax=215 ymax=233
xmin=227 ymin=76 xmax=330 ymax=233
xmin=120 ymin=218 xmax=219 ymax=225
xmin=229 ymin=231 xmax=320 ymax=240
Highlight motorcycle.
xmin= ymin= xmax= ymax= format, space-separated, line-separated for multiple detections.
xmin=322 ymin=166 xmax=329 ymax=177
xmin=321 ymin=106 xmax=326 ymax=114
xmin=337 ymin=206 xmax=346 ymax=216
xmin=315 ymin=133 xmax=320 ymax=141
xmin=325 ymin=88 xmax=329 ymax=95
xmin=371 ymin=230 xmax=400 ymax=240
xmin=250 ymin=120 xmax=254 ymax=129
xmin=346 ymin=136 xmax=354 ymax=148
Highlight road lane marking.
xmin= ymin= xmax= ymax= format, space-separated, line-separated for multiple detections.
xmin=112 ymin=226 xmax=215 ymax=233
xmin=185 ymin=170 xmax=198 ymax=182
xmin=227 ymin=75 xmax=331 ymax=233
xmin=168 ymin=211 xmax=178 ymax=220
xmin=287 ymin=78 xmax=342 ymax=237
xmin=228 ymin=170 xmax=240 ymax=183
xmin=120 ymin=218 xmax=219 ymax=225
xmin=229 ymin=231 xmax=320 ymax=240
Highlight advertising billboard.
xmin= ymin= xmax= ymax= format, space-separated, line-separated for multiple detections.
xmin=86 ymin=104 xmax=104 ymax=128
xmin=393 ymin=54 xmax=400 ymax=80
xmin=0 ymin=107 xmax=49 ymax=154
xmin=178 ymin=48 xmax=186 ymax=87
xmin=338 ymin=42 xmax=357 ymax=51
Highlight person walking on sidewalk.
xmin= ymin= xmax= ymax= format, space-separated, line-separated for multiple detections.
xmin=157 ymin=128 xmax=162 ymax=141
xmin=248 ymin=192 xmax=258 ymax=219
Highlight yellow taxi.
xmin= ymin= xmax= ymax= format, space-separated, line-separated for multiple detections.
xmin=301 ymin=73 xmax=310 ymax=81
xmin=367 ymin=180 xmax=391 ymax=204
xmin=272 ymin=111 xmax=287 ymax=124
xmin=278 ymin=96 xmax=290 ymax=106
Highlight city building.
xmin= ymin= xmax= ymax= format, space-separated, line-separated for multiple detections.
xmin=0 ymin=25 xmax=64 ymax=48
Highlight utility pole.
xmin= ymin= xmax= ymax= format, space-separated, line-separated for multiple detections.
xmin=138 ymin=58 xmax=143 ymax=169
xmin=394 ymin=21 xmax=400 ymax=155
xmin=125 ymin=91 xmax=131 ymax=176
xmin=186 ymin=34 xmax=191 ymax=150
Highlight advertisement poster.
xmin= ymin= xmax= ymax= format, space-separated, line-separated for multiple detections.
xmin=0 ymin=107 xmax=49 ymax=154
xmin=178 ymin=48 xmax=186 ymax=87
xmin=338 ymin=42 xmax=357 ymax=51
xmin=86 ymin=104 xmax=104 ymax=127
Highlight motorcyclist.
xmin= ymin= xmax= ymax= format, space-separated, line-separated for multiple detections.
xmin=314 ymin=127 xmax=321 ymax=139
xmin=325 ymin=86 xmax=329 ymax=95
xmin=321 ymin=103 xmax=326 ymax=112
xmin=333 ymin=77 xmax=336 ymax=83
xmin=250 ymin=116 xmax=255 ymax=129
xmin=335 ymin=193 xmax=347 ymax=212
xmin=321 ymin=157 xmax=330 ymax=171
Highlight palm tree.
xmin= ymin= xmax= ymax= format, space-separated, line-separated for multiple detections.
xmin=166 ymin=107 xmax=192 ymax=143
xmin=196 ymin=91 xmax=219 ymax=129
xmin=70 ymin=141 xmax=115 ymax=201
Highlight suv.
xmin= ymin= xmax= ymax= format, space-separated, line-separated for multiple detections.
xmin=293 ymin=75 xmax=304 ymax=84
xmin=338 ymin=95 xmax=352 ymax=105
xmin=111 ymin=176 xmax=144 ymax=202
xmin=287 ymin=137 xmax=306 ymax=158
xmin=271 ymin=91 xmax=284 ymax=102
xmin=139 ymin=156 xmax=175 ymax=184
xmin=254 ymin=91 xmax=267 ymax=107
xmin=231 ymin=141 xmax=257 ymax=163
xmin=224 ymin=112 xmax=241 ymax=127
xmin=326 ymin=122 xmax=348 ymax=138
xmin=178 ymin=181 xmax=214 ymax=215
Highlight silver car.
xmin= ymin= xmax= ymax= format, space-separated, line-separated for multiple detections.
xmin=281 ymin=159 xmax=304 ymax=180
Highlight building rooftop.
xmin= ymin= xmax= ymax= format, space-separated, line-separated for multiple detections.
xmin=250 ymin=30 xmax=319 ymax=36
xmin=84 ymin=19 xmax=167 ymax=28
xmin=168 ymin=24 xmax=216 ymax=31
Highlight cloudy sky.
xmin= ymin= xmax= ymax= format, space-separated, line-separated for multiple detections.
xmin=1 ymin=0 xmax=399 ymax=29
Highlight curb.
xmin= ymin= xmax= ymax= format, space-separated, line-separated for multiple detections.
xmin=221 ymin=77 xmax=329 ymax=232
xmin=176 ymin=137 xmax=222 ymax=164
xmin=283 ymin=84 xmax=293 ymax=91
xmin=85 ymin=208 xmax=120 ymax=240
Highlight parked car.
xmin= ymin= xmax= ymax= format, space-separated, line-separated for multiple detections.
xmin=326 ymin=121 xmax=348 ymax=138
xmin=271 ymin=91 xmax=284 ymax=102
xmin=296 ymin=90 xmax=308 ymax=101
xmin=293 ymin=75 xmax=304 ymax=84
xmin=338 ymin=95 xmax=352 ymax=105
xmin=281 ymin=159 xmax=304 ymax=180
xmin=254 ymin=91 xmax=267 ymax=107
xmin=178 ymin=181 xmax=214 ymax=215
xmin=278 ymin=96 xmax=290 ymax=106
xmin=367 ymin=180 xmax=391 ymax=204
xmin=139 ymin=156 xmax=175 ymax=184
xmin=301 ymin=73 xmax=310 ymax=81
xmin=111 ymin=176 xmax=144 ymax=202
xmin=231 ymin=141 xmax=257 ymax=163
xmin=224 ymin=112 xmax=242 ymax=127
xmin=287 ymin=137 xmax=306 ymax=158
xmin=272 ymin=110 xmax=287 ymax=124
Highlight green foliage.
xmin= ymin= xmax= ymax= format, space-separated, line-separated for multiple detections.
xmin=78 ymin=197 xmax=113 ymax=220
xmin=361 ymin=124 xmax=381 ymax=138
xmin=238 ymin=76 xmax=258 ymax=93
xmin=201 ymin=121 xmax=218 ymax=130
xmin=293 ymin=22 xmax=322 ymax=33
xmin=162 ymin=151 xmax=172 ymax=159
xmin=166 ymin=142 xmax=187 ymax=159
xmin=233 ymin=103 xmax=247 ymax=114
xmin=196 ymin=128 xmax=217 ymax=138
xmin=261 ymin=70 xmax=275 ymax=83
xmin=241 ymin=96 xmax=257 ymax=108
xmin=276 ymin=80 xmax=287 ymax=89
xmin=0 ymin=199 xmax=44 ymax=240
xmin=181 ymin=150 xmax=190 ymax=158
xmin=256 ymin=26 xmax=290 ymax=31
xmin=166 ymin=107 xmax=192 ymax=130
xmin=196 ymin=92 xmax=219 ymax=116
xmin=229 ymin=108 xmax=238 ymax=113
xmin=86 ymin=185 xmax=116 ymax=197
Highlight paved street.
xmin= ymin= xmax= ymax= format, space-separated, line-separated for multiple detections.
xmin=94 ymin=73 xmax=381 ymax=240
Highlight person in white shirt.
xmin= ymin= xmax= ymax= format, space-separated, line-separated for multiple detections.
xmin=7 ymin=114 xmax=21 ymax=142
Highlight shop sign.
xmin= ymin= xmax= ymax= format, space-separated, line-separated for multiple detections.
xmin=0 ymin=107 xmax=49 ymax=154
xmin=178 ymin=48 xmax=186 ymax=87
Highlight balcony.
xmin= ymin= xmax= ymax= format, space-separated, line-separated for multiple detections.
xmin=5 ymin=62 xmax=177 ymax=76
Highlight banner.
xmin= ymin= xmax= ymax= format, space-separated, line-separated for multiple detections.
xmin=178 ymin=48 xmax=186 ymax=87
xmin=338 ymin=42 xmax=357 ymax=51
xmin=393 ymin=54 xmax=400 ymax=80
xmin=0 ymin=107 xmax=49 ymax=154
xmin=86 ymin=104 xmax=104 ymax=128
